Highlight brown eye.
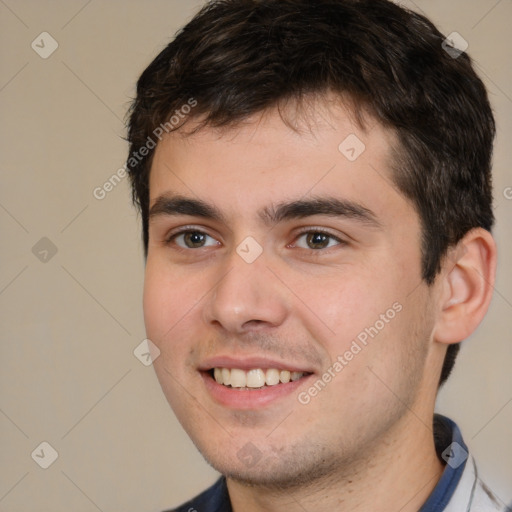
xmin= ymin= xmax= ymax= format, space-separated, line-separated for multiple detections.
xmin=306 ymin=232 xmax=331 ymax=249
xmin=173 ymin=231 xmax=218 ymax=249
xmin=295 ymin=231 xmax=342 ymax=250
xmin=184 ymin=232 xmax=206 ymax=248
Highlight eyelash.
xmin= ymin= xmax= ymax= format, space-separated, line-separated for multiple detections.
xmin=292 ymin=228 xmax=345 ymax=249
xmin=164 ymin=226 xmax=216 ymax=246
xmin=164 ymin=226 xmax=346 ymax=251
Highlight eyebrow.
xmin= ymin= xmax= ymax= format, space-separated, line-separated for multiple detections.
xmin=260 ymin=198 xmax=382 ymax=228
xmin=148 ymin=194 xmax=381 ymax=228
xmin=149 ymin=195 xmax=226 ymax=223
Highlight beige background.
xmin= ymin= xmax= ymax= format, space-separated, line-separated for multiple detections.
xmin=0 ymin=1 xmax=510 ymax=510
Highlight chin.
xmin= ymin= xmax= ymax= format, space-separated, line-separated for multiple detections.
xmin=198 ymin=440 xmax=342 ymax=491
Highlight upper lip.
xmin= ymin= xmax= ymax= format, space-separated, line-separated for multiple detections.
xmin=198 ymin=356 xmax=315 ymax=373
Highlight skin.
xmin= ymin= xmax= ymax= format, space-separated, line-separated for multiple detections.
xmin=143 ymin=99 xmax=496 ymax=511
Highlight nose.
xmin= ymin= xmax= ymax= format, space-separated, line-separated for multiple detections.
xmin=202 ymin=251 xmax=289 ymax=335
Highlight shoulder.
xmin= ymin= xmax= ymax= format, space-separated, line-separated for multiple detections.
xmin=163 ymin=477 xmax=231 ymax=512
xmin=445 ymin=455 xmax=510 ymax=512
xmin=471 ymin=478 xmax=511 ymax=512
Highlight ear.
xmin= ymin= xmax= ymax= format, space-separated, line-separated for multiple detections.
xmin=433 ymin=228 xmax=497 ymax=345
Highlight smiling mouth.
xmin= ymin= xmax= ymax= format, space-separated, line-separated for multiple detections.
xmin=208 ymin=367 xmax=312 ymax=390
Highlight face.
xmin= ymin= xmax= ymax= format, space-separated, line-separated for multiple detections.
xmin=144 ymin=102 xmax=440 ymax=488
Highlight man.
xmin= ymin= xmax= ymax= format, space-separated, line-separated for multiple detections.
xmin=126 ymin=0 xmax=508 ymax=510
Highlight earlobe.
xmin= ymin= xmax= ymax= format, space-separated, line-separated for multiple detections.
xmin=434 ymin=228 xmax=497 ymax=345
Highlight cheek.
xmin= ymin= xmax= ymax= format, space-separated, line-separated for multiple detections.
xmin=297 ymin=269 xmax=393 ymax=347
xmin=143 ymin=263 xmax=199 ymax=400
xmin=298 ymin=260 xmax=422 ymax=381
xmin=142 ymin=266 xmax=169 ymax=342
xmin=142 ymin=260 xmax=199 ymax=346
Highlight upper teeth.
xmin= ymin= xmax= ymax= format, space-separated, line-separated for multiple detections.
xmin=213 ymin=368 xmax=306 ymax=388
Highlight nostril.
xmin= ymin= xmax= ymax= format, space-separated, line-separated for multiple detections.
xmin=241 ymin=319 xmax=266 ymax=329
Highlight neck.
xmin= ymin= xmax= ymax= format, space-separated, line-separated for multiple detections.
xmin=227 ymin=413 xmax=444 ymax=512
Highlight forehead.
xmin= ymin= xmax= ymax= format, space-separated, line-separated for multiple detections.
xmin=148 ymin=100 xmax=409 ymax=226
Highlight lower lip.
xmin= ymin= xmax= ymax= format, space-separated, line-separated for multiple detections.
xmin=201 ymin=372 xmax=313 ymax=409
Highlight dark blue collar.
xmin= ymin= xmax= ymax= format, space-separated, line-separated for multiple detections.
xmin=419 ymin=414 xmax=468 ymax=511
xmin=169 ymin=476 xmax=231 ymax=512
